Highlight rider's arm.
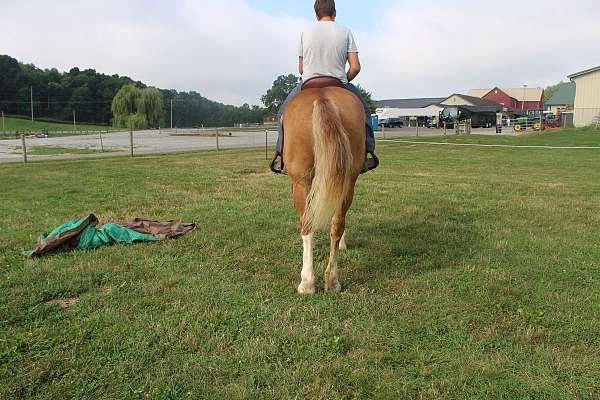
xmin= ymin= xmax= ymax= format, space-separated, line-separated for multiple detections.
xmin=299 ymin=57 xmax=304 ymax=75
xmin=347 ymin=52 xmax=361 ymax=82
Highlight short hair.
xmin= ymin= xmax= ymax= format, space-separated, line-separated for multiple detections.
xmin=314 ymin=0 xmax=336 ymax=19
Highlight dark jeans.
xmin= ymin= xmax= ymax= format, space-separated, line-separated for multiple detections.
xmin=276 ymin=82 xmax=375 ymax=153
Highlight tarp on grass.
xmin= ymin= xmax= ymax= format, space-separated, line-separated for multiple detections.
xmin=24 ymin=214 xmax=195 ymax=258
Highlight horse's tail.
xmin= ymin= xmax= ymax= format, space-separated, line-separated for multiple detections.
xmin=304 ymin=96 xmax=354 ymax=232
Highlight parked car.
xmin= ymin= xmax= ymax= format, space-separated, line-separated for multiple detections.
xmin=379 ymin=118 xmax=403 ymax=128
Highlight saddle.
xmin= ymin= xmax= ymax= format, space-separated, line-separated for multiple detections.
xmin=301 ymin=77 xmax=344 ymax=90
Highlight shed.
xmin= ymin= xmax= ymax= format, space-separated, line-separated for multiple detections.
xmin=545 ymin=82 xmax=575 ymax=114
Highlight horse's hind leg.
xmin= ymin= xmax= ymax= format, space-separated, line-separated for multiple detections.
xmin=325 ymin=188 xmax=354 ymax=293
xmin=293 ymin=179 xmax=315 ymax=295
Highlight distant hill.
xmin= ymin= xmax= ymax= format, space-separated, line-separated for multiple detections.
xmin=0 ymin=55 xmax=265 ymax=128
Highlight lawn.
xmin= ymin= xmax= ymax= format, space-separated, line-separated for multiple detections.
xmin=1 ymin=130 xmax=599 ymax=399
xmin=0 ymin=116 xmax=114 ymax=137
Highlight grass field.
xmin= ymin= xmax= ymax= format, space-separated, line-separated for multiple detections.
xmin=1 ymin=129 xmax=600 ymax=399
xmin=0 ymin=116 xmax=114 ymax=137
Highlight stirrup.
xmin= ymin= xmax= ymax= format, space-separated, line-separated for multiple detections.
xmin=270 ymin=153 xmax=286 ymax=175
xmin=361 ymin=151 xmax=379 ymax=174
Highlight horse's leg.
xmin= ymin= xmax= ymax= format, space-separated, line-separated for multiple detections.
xmin=293 ymin=180 xmax=315 ymax=295
xmin=325 ymin=186 xmax=355 ymax=292
xmin=339 ymin=231 xmax=347 ymax=251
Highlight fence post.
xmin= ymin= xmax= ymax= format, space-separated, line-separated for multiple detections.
xmin=129 ymin=130 xmax=134 ymax=157
xmin=99 ymin=130 xmax=105 ymax=152
xmin=215 ymin=128 xmax=220 ymax=151
xmin=444 ymin=121 xmax=447 ymax=135
xmin=381 ymin=124 xmax=385 ymax=139
xmin=21 ymin=134 xmax=27 ymax=163
xmin=416 ymin=119 xmax=419 ymax=137
xmin=265 ymin=130 xmax=268 ymax=160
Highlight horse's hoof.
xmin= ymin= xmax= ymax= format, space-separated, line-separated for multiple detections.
xmin=325 ymin=281 xmax=341 ymax=293
xmin=339 ymin=241 xmax=347 ymax=251
xmin=297 ymin=283 xmax=315 ymax=295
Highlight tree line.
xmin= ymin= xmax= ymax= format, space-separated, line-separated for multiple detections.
xmin=0 ymin=54 xmax=265 ymax=127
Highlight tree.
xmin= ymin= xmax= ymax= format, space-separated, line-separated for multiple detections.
xmin=544 ymin=81 xmax=564 ymax=101
xmin=138 ymin=88 xmax=164 ymax=128
xmin=111 ymin=84 xmax=141 ymax=128
xmin=261 ymin=74 xmax=300 ymax=113
xmin=355 ymin=84 xmax=376 ymax=114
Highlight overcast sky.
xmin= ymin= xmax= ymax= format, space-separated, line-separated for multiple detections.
xmin=3 ymin=0 xmax=600 ymax=105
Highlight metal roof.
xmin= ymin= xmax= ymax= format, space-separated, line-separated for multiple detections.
xmin=468 ymin=87 xmax=544 ymax=102
xmin=442 ymin=94 xmax=502 ymax=109
xmin=546 ymin=82 xmax=576 ymax=106
xmin=374 ymin=98 xmax=446 ymax=109
xmin=568 ymin=65 xmax=600 ymax=80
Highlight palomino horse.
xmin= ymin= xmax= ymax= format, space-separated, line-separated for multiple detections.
xmin=282 ymin=80 xmax=365 ymax=294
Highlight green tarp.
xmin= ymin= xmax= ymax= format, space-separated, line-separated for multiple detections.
xmin=23 ymin=214 xmax=195 ymax=258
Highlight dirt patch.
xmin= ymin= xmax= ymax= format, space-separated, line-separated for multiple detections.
xmin=45 ymin=297 xmax=78 ymax=309
xmin=99 ymin=287 xmax=113 ymax=294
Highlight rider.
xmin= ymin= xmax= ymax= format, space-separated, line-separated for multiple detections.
xmin=271 ymin=0 xmax=378 ymax=174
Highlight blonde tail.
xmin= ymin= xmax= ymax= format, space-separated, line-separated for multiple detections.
xmin=304 ymin=97 xmax=353 ymax=232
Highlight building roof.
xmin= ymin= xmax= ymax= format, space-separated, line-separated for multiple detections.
xmin=377 ymin=106 xmax=443 ymax=118
xmin=468 ymin=87 xmax=544 ymax=102
xmin=442 ymin=94 xmax=502 ymax=108
xmin=374 ymin=97 xmax=446 ymax=109
xmin=568 ymin=65 xmax=600 ymax=80
xmin=546 ymin=82 xmax=576 ymax=106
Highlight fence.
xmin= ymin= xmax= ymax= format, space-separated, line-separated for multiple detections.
xmin=0 ymin=126 xmax=279 ymax=164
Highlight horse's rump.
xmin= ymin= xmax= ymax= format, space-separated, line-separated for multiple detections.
xmin=283 ymin=88 xmax=365 ymax=231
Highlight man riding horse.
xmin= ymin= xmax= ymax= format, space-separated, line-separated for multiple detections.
xmin=271 ymin=0 xmax=379 ymax=174
xmin=277 ymin=0 xmax=375 ymax=294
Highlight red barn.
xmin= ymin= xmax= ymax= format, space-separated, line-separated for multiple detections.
xmin=469 ymin=87 xmax=544 ymax=111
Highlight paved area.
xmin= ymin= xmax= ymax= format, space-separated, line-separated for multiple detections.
xmin=0 ymin=129 xmax=278 ymax=163
xmin=0 ymin=126 xmax=516 ymax=163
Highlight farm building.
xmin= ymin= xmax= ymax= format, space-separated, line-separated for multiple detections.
xmin=374 ymin=98 xmax=445 ymax=127
xmin=440 ymin=94 xmax=502 ymax=128
xmin=569 ymin=66 xmax=600 ymax=127
xmin=545 ymin=82 xmax=575 ymax=114
xmin=469 ymin=87 xmax=545 ymax=111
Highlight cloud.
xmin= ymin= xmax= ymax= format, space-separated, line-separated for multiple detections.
xmin=2 ymin=0 xmax=599 ymax=104
xmin=356 ymin=0 xmax=600 ymax=99
xmin=2 ymin=0 xmax=307 ymax=105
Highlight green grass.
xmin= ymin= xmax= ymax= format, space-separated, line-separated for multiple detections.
xmin=1 ymin=129 xmax=600 ymax=399
xmin=0 ymin=116 xmax=114 ymax=137
xmin=11 ymin=145 xmax=117 ymax=156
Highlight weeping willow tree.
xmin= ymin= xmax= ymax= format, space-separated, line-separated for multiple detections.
xmin=111 ymin=84 xmax=164 ymax=130
xmin=138 ymin=88 xmax=164 ymax=128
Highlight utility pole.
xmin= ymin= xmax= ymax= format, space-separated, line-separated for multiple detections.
xmin=170 ymin=99 xmax=173 ymax=129
xmin=1 ymin=110 xmax=4 ymax=133
xmin=73 ymin=110 xmax=76 ymax=131
xmin=30 ymin=86 xmax=34 ymax=121
xmin=522 ymin=84 xmax=527 ymax=111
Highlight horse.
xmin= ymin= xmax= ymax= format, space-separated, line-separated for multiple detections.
xmin=282 ymin=78 xmax=365 ymax=294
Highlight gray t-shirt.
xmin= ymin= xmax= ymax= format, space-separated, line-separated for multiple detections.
xmin=298 ymin=21 xmax=358 ymax=85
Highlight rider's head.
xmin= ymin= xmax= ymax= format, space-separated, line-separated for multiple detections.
xmin=314 ymin=0 xmax=336 ymax=21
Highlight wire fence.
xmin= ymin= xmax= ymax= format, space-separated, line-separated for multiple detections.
xmin=0 ymin=126 xmax=279 ymax=164
xmin=2 ymin=108 xmax=599 ymax=164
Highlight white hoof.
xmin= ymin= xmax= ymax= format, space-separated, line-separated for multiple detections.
xmin=339 ymin=241 xmax=347 ymax=251
xmin=297 ymin=283 xmax=315 ymax=295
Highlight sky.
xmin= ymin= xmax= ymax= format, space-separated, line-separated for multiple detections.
xmin=2 ymin=0 xmax=600 ymax=106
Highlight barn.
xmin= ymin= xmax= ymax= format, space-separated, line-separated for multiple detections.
xmin=469 ymin=87 xmax=544 ymax=112
xmin=569 ymin=66 xmax=600 ymax=127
